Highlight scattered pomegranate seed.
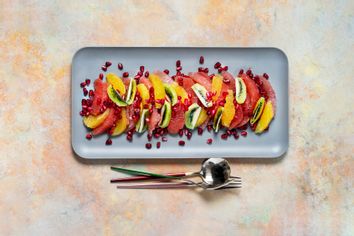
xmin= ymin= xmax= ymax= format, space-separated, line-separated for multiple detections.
xmin=241 ymin=131 xmax=247 ymax=137
xmin=156 ymin=142 xmax=161 ymax=149
xmin=209 ymin=73 xmax=215 ymax=79
xmin=86 ymin=133 xmax=92 ymax=140
xmin=99 ymin=73 xmax=104 ymax=80
xmin=223 ymin=66 xmax=228 ymax=71
xmin=162 ymin=136 xmax=168 ymax=142
xmin=81 ymin=99 xmax=87 ymax=106
xmin=198 ymin=127 xmax=203 ymax=135
xmin=263 ymin=73 xmax=269 ymax=79
xmin=106 ymin=138 xmax=112 ymax=145
xmin=238 ymin=69 xmax=244 ymax=75
xmin=198 ymin=67 xmax=203 ymax=72
xmin=226 ymin=130 xmax=232 ymax=136
xmin=153 ymin=132 xmax=160 ymax=139
xmin=207 ymin=125 xmax=213 ymax=132
xmin=140 ymin=66 xmax=145 ymax=72
xmin=163 ymin=69 xmax=169 ymax=75
xmin=199 ymin=56 xmax=204 ymax=64
xmin=233 ymin=133 xmax=239 ymax=139
xmin=218 ymin=67 xmax=223 ymax=73
xmin=221 ymin=134 xmax=228 ymax=140
xmin=79 ymin=111 xmax=84 ymax=116
xmin=246 ymin=69 xmax=252 ymax=76
xmin=187 ymin=132 xmax=192 ymax=140
xmin=80 ymin=82 xmax=86 ymax=88
xmin=176 ymin=60 xmax=181 ymax=67
xmin=207 ymin=138 xmax=213 ymax=144
xmin=126 ymin=135 xmax=133 ymax=142
xmin=214 ymin=62 xmax=221 ymax=69
xmin=123 ymin=72 xmax=129 ymax=77
xmin=204 ymin=68 xmax=209 ymax=73
xmin=144 ymin=71 xmax=149 ymax=78
xmin=145 ymin=143 xmax=152 ymax=149
xmin=101 ymin=66 xmax=107 ymax=72
xmin=176 ymin=66 xmax=182 ymax=71
xmin=178 ymin=140 xmax=185 ymax=146
xmin=88 ymin=90 xmax=94 ymax=97
xmin=105 ymin=61 xmax=112 ymax=67
xmin=83 ymin=88 xmax=88 ymax=96
xmin=85 ymin=79 xmax=91 ymax=86
xmin=178 ymin=129 xmax=183 ymax=137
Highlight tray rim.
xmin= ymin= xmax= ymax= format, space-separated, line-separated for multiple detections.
xmin=71 ymin=46 xmax=289 ymax=160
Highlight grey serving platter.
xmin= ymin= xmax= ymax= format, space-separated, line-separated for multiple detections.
xmin=72 ymin=47 xmax=288 ymax=159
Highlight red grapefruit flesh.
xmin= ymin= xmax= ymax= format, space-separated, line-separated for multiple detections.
xmin=179 ymin=76 xmax=198 ymax=103
xmin=259 ymin=76 xmax=277 ymax=114
xmin=189 ymin=72 xmax=212 ymax=91
xmin=167 ymin=103 xmax=185 ymax=134
xmin=139 ymin=77 xmax=152 ymax=90
xmin=154 ymin=70 xmax=174 ymax=84
xmin=240 ymin=74 xmax=260 ymax=117
xmin=91 ymin=79 xmax=108 ymax=115
xmin=92 ymin=108 xmax=117 ymax=135
xmin=148 ymin=107 xmax=161 ymax=133
xmin=221 ymin=71 xmax=236 ymax=93
xmin=230 ymin=103 xmax=244 ymax=129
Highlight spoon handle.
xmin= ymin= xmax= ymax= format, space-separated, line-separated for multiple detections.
xmin=111 ymin=172 xmax=190 ymax=183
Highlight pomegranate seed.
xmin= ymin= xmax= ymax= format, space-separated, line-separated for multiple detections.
xmin=198 ymin=127 xmax=203 ymax=135
xmin=118 ymin=63 xmax=123 ymax=70
xmin=163 ymin=69 xmax=169 ymax=75
xmin=123 ymin=72 xmax=129 ymax=77
xmin=80 ymin=82 xmax=86 ymax=88
xmin=154 ymin=133 xmax=160 ymax=138
xmin=223 ymin=66 xmax=228 ymax=71
xmin=231 ymin=129 xmax=237 ymax=135
xmin=207 ymin=138 xmax=213 ymax=144
xmin=187 ymin=132 xmax=192 ymax=140
xmin=176 ymin=60 xmax=181 ymax=67
xmin=199 ymin=56 xmax=204 ymax=64
xmin=85 ymin=133 xmax=92 ymax=140
xmin=241 ymin=131 xmax=247 ymax=137
xmin=156 ymin=142 xmax=161 ymax=149
xmin=218 ymin=67 xmax=223 ymax=73
xmin=221 ymin=134 xmax=228 ymax=140
xmin=178 ymin=140 xmax=185 ymax=146
xmin=81 ymin=99 xmax=87 ymax=106
xmin=233 ymin=133 xmax=239 ymax=139
xmin=178 ymin=129 xmax=184 ymax=137
xmin=140 ymin=66 xmax=144 ymax=72
xmin=246 ymin=69 xmax=252 ymax=76
xmin=83 ymin=88 xmax=88 ymax=96
xmin=184 ymin=129 xmax=189 ymax=136
xmin=239 ymin=124 xmax=248 ymax=130
xmin=218 ymin=101 xmax=225 ymax=106
xmin=147 ymin=133 xmax=152 ymax=141
xmin=214 ymin=62 xmax=221 ymax=69
xmin=126 ymin=135 xmax=132 ymax=142
xmin=204 ymin=68 xmax=209 ymax=73
xmin=207 ymin=125 xmax=213 ymax=132
xmin=176 ymin=66 xmax=182 ymax=71
xmin=198 ymin=67 xmax=203 ymax=72
xmin=162 ymin=136 xmax=168 ymax=142
xmin=105 ymin=61 xmax=112 ymax=67
xmin=238 ymin=69 xmax=244 ymax=75
xmin=89 ymin=90 xmax=94 ymax=97
xmin=145 ymin=143 xmax=152 ymax=149
xmin=249 ymin=72 xmax=253 ymax=78
xmin=226 ymin=130 xmax=232 ymax=136
xmin=144 ymin=71 xmax=149 ymax=78
xmin=209 ymin=73 xmax=215 ymax=79
xmin=101 ymin=66 xmax=107 ymax=72
xmin=176 ymin=71 xmax=181 ymax=76
xmin=263 ymin=73 xmax=269 ymax=79
xmin=97 ymin=98 xmax=102 ymax=104
xmin=106 ymin=138 xmax=112 ymax=145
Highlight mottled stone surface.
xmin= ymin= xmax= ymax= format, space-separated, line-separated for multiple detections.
xmin=0 ymin=1 xmax=353 ymax=235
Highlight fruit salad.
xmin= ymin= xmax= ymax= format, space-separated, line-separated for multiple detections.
xmin=80 ymin=57 xmax=276 ymax=148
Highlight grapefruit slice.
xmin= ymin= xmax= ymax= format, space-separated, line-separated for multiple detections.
xmin=167 ymin=103 xmax=185 ymax=134
xmin=221 ymin=71 xmax=236 ymax=93
xmin=258 ymin=76 xmax=277 ymax=114
xmin=179 ymin=76 xmax=198 ymax=103
xmin=229 ymin=103 xmax=244 ymax=129
xmin=148 ymin=106 xmax=161 ymax=133
xmin=91 ymin=79 xmax=108 ymax=115
xmin=92 ymin=108 xmax=117 ymax=135
xmin=189 ymin=72 xmax=212 ymax=91
xmin=240 ymin=74 xmax=260 ymax=117
xmin=139 ymin=76 xmax=153 ymax=90
xmin=154 ymin=70 xmax=174 ymax=84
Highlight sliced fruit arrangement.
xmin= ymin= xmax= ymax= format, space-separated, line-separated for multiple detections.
xmin=79 ymin=59 xmax=276 ymax=147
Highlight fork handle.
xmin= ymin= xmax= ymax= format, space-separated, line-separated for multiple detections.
xmin=110 ymin=172 xmax=196 ymax=183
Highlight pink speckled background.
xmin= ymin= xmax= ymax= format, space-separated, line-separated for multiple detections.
xmin=0 ymin=1 xmax=353 ymax=235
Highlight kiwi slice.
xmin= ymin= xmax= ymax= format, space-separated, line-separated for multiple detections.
xmin=125 ymin=78 xmax=137 ymax=105
xmin=136 ymin=109 xmax=149 ymax=133
xmin=159 ymin=101 xmax=172 ymax=128
xmin=164 ymin=84 xmax=178 ymax=106
xmin=107 ymin=84 xmax=128 ymax=107
xmin=235 ymin=77 xmax=247 ymax=104
xmin=192 ymin=83 xmax=212 ymax=108
xmin=213 ymin=107 xmax=224 ymax=132
xmin=185 ymin=103 xmax=202 ymax=129
xmin=250 ymin=97 xmax=265 ymax=124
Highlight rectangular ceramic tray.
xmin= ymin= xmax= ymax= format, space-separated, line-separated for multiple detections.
xmin=72 ymin=47 xmax=288 ymax=159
